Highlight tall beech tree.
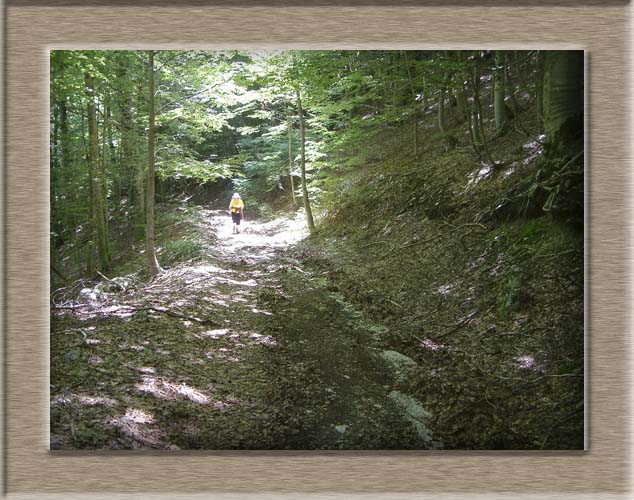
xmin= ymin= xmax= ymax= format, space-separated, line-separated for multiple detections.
xmin=146 ymin=50 xmax=162 ymax=276
xmin=85 ymin=70 xmax=111 ymax=273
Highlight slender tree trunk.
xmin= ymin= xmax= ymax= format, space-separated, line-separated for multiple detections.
xmin=51 ymin=100 xmax=63 ymax=246
xmin=146 ymin=50 xmax=162 ymax=276
xmin=403 ymin=51 xmax=419 ymax=157
xmin=505 ymin=51 xmax=521 ymax=117
xmin=438 ymin=86 xmax=447 ymax=134
xmin=536 ymin=50 xmax=545 ymax=133
xmin=464 ymin=80 xmax=479 ymax=158
xmin=422 ymin=75 xmax=429 ymax=114
xmin=295 ymin=87 xmax=316 ymax=234
xmin=85 ymin=72 xmax=111 ymax=272
xmin=438 ymin=73 xmax=455 ymax=149
xmin=135 ymin=166 xmax=146 ymax=240
xmin=455 ymin=85 xmax=468 ymax=125
xmin=471 ymin=55 xmax=493 ymax=162
xmin=131 ymin=82 xmax=147 ymax=241
xmin=471 ymin=59 xmax=482 ymax=147
xmin=287 ymin=104 xmax=297 ymax=206
xmin=494 ymin=50 xmax=508 ymax=133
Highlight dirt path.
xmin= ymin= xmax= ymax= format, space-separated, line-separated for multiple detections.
xmin=50 ymin=209 xmax=434 ymax=450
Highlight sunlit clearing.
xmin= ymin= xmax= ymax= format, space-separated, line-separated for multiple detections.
xmin=209 ymin=211 xmax=309 ymax=254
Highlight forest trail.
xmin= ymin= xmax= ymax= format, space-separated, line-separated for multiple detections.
xmin=51 ymin=209 xmax=431 ymax=450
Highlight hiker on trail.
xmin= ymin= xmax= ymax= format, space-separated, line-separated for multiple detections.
xmin=229 ymin=192 xmax=245 ymax=234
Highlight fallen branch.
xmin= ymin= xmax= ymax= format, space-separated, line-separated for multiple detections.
xmin=135 ymin=306 xmax=221 ymax=326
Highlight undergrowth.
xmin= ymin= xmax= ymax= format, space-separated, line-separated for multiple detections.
xmin=299 ymin=110 xmax=584 ymax=449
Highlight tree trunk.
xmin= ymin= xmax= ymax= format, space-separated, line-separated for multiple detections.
xmin=295 ymin=87 xmax=316 ymax=234
xmin=472 ymin=55 xmax=493 ymax=162
xmin=471 ymin=56 xmax=482 ymax=146
xmin=403 ymin=51 xmax=419 ymax=157
xmin=287 ymin=104 xmax=297 ymax=206
xmin=464 ymin=80 xmax=479 ymax=158
xmin=543 ymin=50 xmax=584 ymax=155
xmin=135 ymin=166 xmax=146 ymax=240
xmin=146 ymin=50 xmax=162 ymax=276
xmin=455 ymin=85 xmax=468 ymax=125
xmin=494 ymin=50 xmax=508 ymax=133
xmin=438 ymin=74 xmax=455 ymax=149
xmin=536 ymin=51 xmax=545 ymax=132
xmin=85 ymin=71 xmax=111 ymax=273
xmin=505 ymin=51 xmax=521 ymax=117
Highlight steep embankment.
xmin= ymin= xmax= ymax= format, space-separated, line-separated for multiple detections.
xmin=297 ymin=123 xmax=584 ymax=449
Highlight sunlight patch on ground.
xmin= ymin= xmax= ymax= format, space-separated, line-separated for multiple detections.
xmin=189 ymin=264 xmax=227 ymax=275
xmin=123 ymin=408 xmax=154 ymax=424
xmin=136 ymin=375 xmax=215 ymax=405
xmin=250 ymin=307 xmax=273 ymax=316
xmin=420 ymin=338 xmax=446 ymax=351
xmin=51 ymin=393 xmax=118 ymax=407
xmin=205 ymin=348 xmax=241 ymax=363
xmin=249 ymin=331 xmax=277 ymax=345
xmin=53 ymin=303 xmax=136 ymax=320
xmin=108 ymin=408 xmax=180 ymax=450
xmin=513 ymin=355 xmax=545 ymax=372
xmin=207 ymin=212 xmax=308 ymax=260
xmin=218 ymin=277 xmax=258 ymax=287
xmin=202 ymin=328 xmax=230 ymax=339
xmin=205 ymin=328 xmax=277 ymax=347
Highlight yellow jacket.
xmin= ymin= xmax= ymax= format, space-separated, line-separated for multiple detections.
xmin=229 ymin=198 xmax=244 ymax=214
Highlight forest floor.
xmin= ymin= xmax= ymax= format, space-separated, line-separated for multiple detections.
xmin=50 ymin=209 xmax=433 ymax=450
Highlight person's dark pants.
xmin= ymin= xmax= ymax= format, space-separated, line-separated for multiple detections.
xmin=231 ymin=212 xmax=241 ymax=225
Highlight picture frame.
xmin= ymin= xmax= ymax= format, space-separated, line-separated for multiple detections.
xmin=3 ymin=0 xmax=631 ymax=497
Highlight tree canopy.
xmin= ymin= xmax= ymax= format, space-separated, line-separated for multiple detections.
xmin=50 ymin=50 xmax=584 ymax=451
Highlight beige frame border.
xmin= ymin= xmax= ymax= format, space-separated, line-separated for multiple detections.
xmin=4 ymin=2 xmax=632 ymax=498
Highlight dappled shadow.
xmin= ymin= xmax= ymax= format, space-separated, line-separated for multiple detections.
xmin=51 ymin=210 xmax=312 ymax=449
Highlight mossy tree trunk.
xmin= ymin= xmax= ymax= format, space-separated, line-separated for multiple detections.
xmin=146 ymin=50 xmax=162 ymax=276
xmin=543 ymin=50 xmax=583 ymax=155
xmin=85 ymin=71 xmax=111 ymax=273
xmin=295 ymin=87 xmax=316 ymax=234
